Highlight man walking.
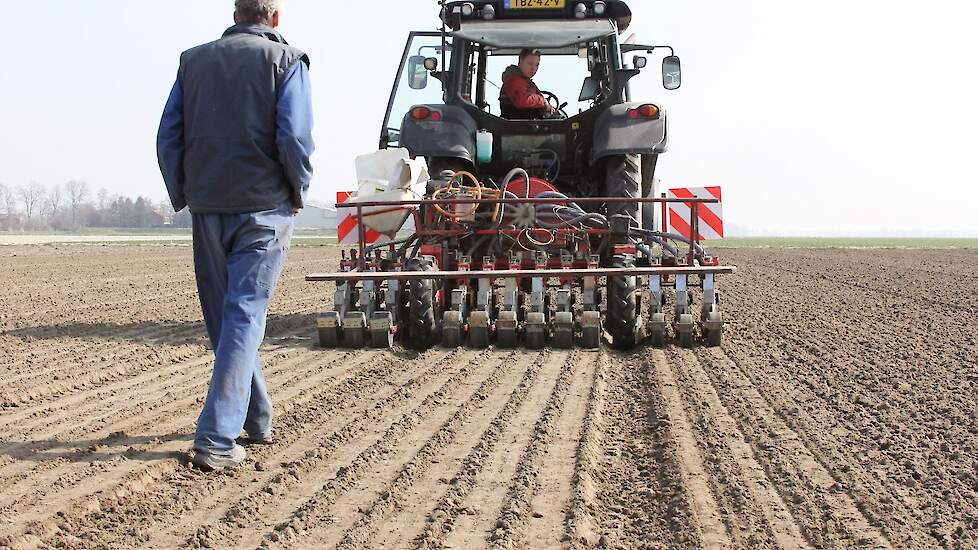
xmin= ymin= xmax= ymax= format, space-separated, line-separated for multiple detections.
xmin=156 ymin=0 xmax=314 ymax=470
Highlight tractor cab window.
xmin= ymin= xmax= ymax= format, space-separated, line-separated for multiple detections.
xmin=461 ymin=38 xmax=616 ymax=120
xmin=452 ymin=18 xmax=619 ymax=120
xmin=382 ymin=32 xmax=453 ymax=148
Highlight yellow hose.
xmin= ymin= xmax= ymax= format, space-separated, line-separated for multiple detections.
xmin=433 ymin=171 xmax=483 ymax=220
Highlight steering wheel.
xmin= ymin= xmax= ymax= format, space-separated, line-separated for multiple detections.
xmin=540 ymin=90 xmax=569 ymax=119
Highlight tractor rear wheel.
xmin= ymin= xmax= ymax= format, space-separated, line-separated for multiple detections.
xmin=607 ymin=255 xmax=639 ymax=350
xmin=641 ymin=154 xmax=658 ymax=230
xmin=605 ymin=154 xmax=641 ymax=229
xmin=406 ymin=257 xmax=437 ymax=350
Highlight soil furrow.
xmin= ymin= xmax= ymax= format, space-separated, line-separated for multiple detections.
xmin=0 ymin=341 xmax=210 ymax=409
xmin=523 ymin=350 xmax=597 ymax=548
xmin=667 ymin=347 xmax=811 ymax=549
xmin=411 ymin=350 xmax=552 ymax=550
xmin=0 ymin=345 xmax=299 ymax=460
xmin=564 ymin=351 xmax=607 ymax=548
xmin=649 ymin=349 xmax=732 ymax=548
xmin=0 ymin=301 xmax=322 ymax=434
xmin=693 ymin=347 xmax=894 ymax=549
xmin=721 ymin=335 xmax=936 ymax=547
xmin=0 ymin=298 xmax=319 ymax=410
xmin=441 ymin=347 xmax=570 ymax=549
xmin=0 ymin=347 xmax=386 ymax=541
xmin=213 ymin=349 xmax=502 ymax=550
xmin=47 ymin=349 xmax=458 ymax=550
xmin=487 ymin=350 xmax=582 ymax=549
xmin=331 ymin=351 xmax=550 ymax=550
xmin=364 ymin=350 xmax=550 ymax=550
xmin=723 ymin=253 xmax=967 ymax=546
xmin=0 ymin=337 xmax=201 ymax=391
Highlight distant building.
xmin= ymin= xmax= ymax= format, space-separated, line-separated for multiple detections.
xmin=294 ymin=201 xmax=416 ymax=233
xmin=293 ymin=203 xmax=336 ymax=230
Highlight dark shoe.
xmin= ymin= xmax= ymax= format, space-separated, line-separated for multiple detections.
xmin=192 ymin=444 xmax=247 ymax=471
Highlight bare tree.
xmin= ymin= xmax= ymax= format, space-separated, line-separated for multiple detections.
xmin=18 ymin=181 xmax=46 ymax=224
xmin=45 ymin=185 xmax=63 ymax=219
xmin=97 ymin=187 xmax=110 ymax=211
xmin=0 ymin=183 xmax=16 ymax=216
xmin=65 ymin=180 xmax=90 ymax=226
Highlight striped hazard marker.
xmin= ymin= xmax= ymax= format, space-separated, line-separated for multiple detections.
xmin=336 ymin=191 xmax=388 ymax=246
xmin=667 ymin=187 xmax=724 ymax=240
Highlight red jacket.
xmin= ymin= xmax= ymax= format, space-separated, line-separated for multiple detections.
xmin=501 ymin=68 xmax=548 ymax=110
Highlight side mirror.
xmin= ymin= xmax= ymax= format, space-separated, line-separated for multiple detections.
xmin=633 ymin=56 xmax=648 ymax=69
xmin=662 ymin=55 xmax=681 ymax=90
xmin=579 ymin=76 xmax=600 ymax=101
xmin=407 ymin=55 xmax=429 ymax=90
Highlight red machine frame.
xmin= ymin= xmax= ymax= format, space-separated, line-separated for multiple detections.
xmin=306 ymin=195 xmax=736 ymax=283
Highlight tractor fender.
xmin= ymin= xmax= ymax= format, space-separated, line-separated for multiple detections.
xmin=400 ymin=104 xmax=477 ymax=166
xmin=592 ymin=103 xmax=669 ymax=161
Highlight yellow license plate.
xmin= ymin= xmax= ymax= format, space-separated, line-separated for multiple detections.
xmin=506 ymin=0 xmax=566 ymax=9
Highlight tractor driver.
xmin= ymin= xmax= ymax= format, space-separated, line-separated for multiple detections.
xmin=500 ymin=49 xmax=558 ymax=120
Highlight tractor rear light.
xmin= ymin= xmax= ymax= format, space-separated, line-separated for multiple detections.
xmin=411 ymin=107 xmax=442 ymax=122
xmin=628 ymin=104 xmax=660 ymax=120
xmin=638 ymin=104 xmax=660 ymax=117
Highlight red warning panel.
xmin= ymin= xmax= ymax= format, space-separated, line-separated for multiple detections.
xmin=667 ymin=187 xmax=724 ymax=240
xmin=336 ymin=192 xmax=385 ymax=245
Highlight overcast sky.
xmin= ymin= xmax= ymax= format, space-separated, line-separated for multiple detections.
xmin=1 ymin=1 xmax=975 ymax=236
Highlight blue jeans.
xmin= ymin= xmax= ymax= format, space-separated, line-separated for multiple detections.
xmin=191 ymin=201 xmax=294 ymax=455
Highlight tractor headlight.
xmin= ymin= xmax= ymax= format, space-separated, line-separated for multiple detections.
xmin=574 ymin=3 xmax=587 ymax=18
xmin=593 ymin=1 xmax=607 ymax=15
xmin=483 ymin=4 xmax=496 ymax=19
xmin=461 ymin=2 xmax=475 ymax=16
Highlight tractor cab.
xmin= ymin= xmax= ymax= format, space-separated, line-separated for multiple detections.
xmin=381 ymin=0 xmax=681 ymax=203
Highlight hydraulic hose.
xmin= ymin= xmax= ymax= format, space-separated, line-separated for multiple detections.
xmin=636 ymin=243 xmax=655 ymax=260
xmin=502 ymin=168 xmax=531 ymax=199
xmin=396 ymin=234 xmax=420 ymax=260
xmin=631 ymin=228 xmax=705 ymax=258
xmin=365 ymin=235 xmax=416 ymax=256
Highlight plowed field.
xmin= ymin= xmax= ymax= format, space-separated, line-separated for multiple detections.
xmin=1 ymin=245 xmax=975 ymax=549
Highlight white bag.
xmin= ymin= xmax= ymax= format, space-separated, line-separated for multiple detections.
xmin=349 ymin=148 xmax=429 ymax=236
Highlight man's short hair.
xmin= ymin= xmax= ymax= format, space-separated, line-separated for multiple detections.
xmin=519 ymin=49 xmax=543 ymax=61
xmin=235 ymin=0 xmax=281 ymax=24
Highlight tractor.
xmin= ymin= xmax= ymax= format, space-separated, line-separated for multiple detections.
xmin=308 ymin=0 xmax=735 ymax=350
